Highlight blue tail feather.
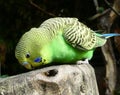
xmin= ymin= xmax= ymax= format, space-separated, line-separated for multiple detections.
xmin=101 ymin=33 xmax=120 ymax=38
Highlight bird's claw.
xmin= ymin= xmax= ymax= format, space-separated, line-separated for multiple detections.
xmin=76 ymin=59 xmax=89 ymax=65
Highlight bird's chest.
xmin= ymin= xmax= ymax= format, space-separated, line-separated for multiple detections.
xmin=50 ymin=35 xmax=84 ymax=63
xmin=53 ymin=44 xmax=75 ymax=62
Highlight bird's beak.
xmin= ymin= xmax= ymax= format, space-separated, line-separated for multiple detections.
xmin=24 ymin=64 xmax=33 ymax=69
xmin=22 ymin=62 xmax=33 ymax=70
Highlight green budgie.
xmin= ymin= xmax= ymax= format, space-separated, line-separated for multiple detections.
xmin=15 ymin=17 xmax=120 ymax=69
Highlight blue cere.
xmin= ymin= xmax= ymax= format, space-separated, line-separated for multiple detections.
xmin=34 ymin=57 xmax=42 ymax=63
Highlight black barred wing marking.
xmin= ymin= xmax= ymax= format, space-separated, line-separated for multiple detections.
xmin=39 ymin=17 xmax=96 ymax=50
xmin=63 ymin=21 xmax=96 ymax=50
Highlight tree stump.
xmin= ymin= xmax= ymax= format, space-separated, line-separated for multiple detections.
xmin=0 ymin=64 xmax=99 ymax=95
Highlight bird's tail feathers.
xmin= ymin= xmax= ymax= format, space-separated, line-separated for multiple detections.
xmin=101 ymin=33 xmax=120 ymax=38
xmin=95 ymin=30 xmax=104 ymax=33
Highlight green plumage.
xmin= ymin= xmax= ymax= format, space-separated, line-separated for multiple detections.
xmin=15 ymin=17 xmax=117 ymax=69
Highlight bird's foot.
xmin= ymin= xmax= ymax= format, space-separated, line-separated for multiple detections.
xmin=76 ymin=59 xmax=89 ymax=65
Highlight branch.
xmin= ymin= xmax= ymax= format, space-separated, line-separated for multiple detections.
xmin=105 ymin=0 xmax=120 ymax=17
xmin=101 ymin=39 xmax=117 ymax=95
xmin=29 ymin=0 xmax=56 ymax=17
xmin=96 ymin=1 xmax=120 ymax=94
xmin=88 ymin=9 xmax=110 ymax=21
xmin=0 ymin=64 xmax=99 ymax=95
xmin=89 ymin=0 xmax=120 ymax=21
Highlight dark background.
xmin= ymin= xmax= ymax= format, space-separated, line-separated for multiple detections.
xmin=0 ymin=0 xmax=119 ymax=94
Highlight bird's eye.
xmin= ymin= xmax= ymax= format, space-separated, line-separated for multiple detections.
xmin=26 ymin=53 xmax=30 ymax=58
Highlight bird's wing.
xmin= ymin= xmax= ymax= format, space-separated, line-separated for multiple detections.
xmin=63 ymin=21 xmax=97 ymax=50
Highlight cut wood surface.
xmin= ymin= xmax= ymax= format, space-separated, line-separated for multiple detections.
xmin=0 ymin=64 xmax=99 ymax=95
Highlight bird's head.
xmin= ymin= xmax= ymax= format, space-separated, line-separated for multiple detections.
xmin=15 ymin=28 xmax=50 ymax=69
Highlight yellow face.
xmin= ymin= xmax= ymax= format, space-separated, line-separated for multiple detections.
xmin=15 ymin=28 xmax=51 ymax=69
xmin=15 ymin=38 xmax=51 ymax=69
xmin=17 ymin=52 xmax=46 ymax=69
xmin=15 ymin=45 xmax=41 ymax=69
xmin=15 ymin=33 xmax=45 ymax=69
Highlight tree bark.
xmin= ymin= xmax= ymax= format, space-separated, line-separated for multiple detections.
xmin=97 ymin=0 xmax=120 ymax=94
xmin=101 ymin=39 xmax=117 ymax=95
xmin=0 ymin=64 xmax=99 ymax=95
